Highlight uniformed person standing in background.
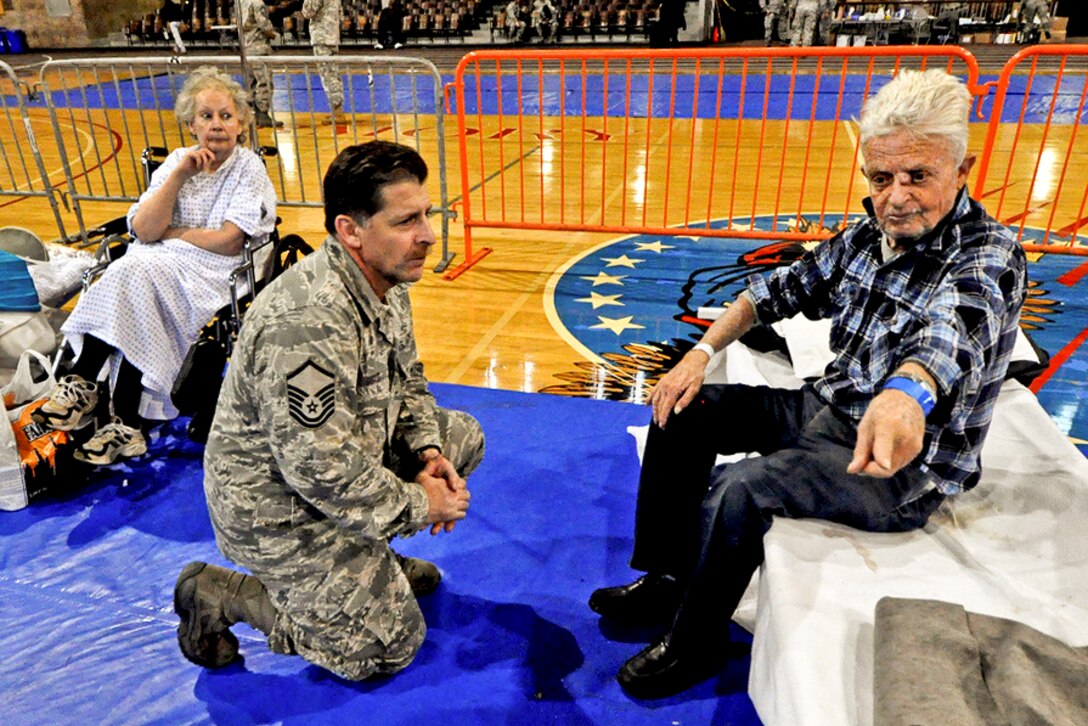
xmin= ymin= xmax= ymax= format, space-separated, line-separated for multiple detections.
xmin=789 ymin=0 xmax=826 ymax=46
xmin=760 ymin=0 xmax=787 ymax=45
xmin=240 ymin=0 xmax=282 ymax=128
xmin=173 ymin=141 xmax=486 ymax=681
xmin=301 ymin=0 xmax=344 ymax=123
xmin=1019 ymin=0 xmax=1053 ymax=40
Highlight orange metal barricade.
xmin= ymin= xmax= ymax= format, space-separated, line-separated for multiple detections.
xmin=447 ymin=44 xmax=1088 ymax=278
xmin=972 ymin=45 xmax=1088 ymax=256
xmin=447 ymin=46 xmax=984 ymax=278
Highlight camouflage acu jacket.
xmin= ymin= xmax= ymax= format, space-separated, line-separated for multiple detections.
xmin=302 ymin=0 xmax=341 ymax=46
xmin=240 ymin=0 xmax=275 ymax=50
xmin=204 ymin=238 xmax=439 ymax=555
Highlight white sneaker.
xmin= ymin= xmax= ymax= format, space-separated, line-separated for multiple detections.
xmin=375 ymin=42 xmax=384 ymax=49
xmin=31 ymin=375 xmax=98 ymax=431
xmin=394 ymin=43 xmax=403 ymax=49
xmin=74 ymin=418 xmax=147 ymax=466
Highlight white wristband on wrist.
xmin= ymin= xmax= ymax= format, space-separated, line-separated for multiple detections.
xmin=692 ymin=342 xmax=716 ymax=359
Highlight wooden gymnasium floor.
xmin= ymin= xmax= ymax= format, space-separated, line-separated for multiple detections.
xmin=3 ymin=45 xmax=1088 ymax=457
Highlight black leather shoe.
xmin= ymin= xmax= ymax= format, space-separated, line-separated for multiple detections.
xmin=187 ymin=408 xmax=212 ymax=444
xmin=617 ymin=637 xmax=725 ymax=699
xmin=588 ymin=574 xmax=682 ymax=626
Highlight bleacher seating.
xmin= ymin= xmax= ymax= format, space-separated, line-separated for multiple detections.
xmin=120 ymin=0 xmax=676 ymax=49
xmin=494 ymin=1 xmax=665 ymax=44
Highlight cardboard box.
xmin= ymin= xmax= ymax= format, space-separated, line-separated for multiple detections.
xmin=960 ymin=34 xmax=974 ymax=44
xmin=1042 ymin=29 xmax=1067 ymax=43
xmin=835 ymin=33 xmax=850 ymax=47
xmin=1052 ymin=16 xmax=1068 ymax=32
xmin=852 ymin=34 xmax=867 ymax=46
xmin=973 ymin=31 xmax=993 ymax=44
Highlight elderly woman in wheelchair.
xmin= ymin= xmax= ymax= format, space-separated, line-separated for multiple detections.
xmin=33 ymin=66 xmax=277 ymax=466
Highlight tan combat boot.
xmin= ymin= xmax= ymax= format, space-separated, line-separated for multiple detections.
xmin=174 ymin=561 xmax=277 ymax=668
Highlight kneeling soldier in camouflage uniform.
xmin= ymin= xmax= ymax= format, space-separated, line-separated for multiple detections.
xmin=174 ymin=141 xmax=485 ymax=680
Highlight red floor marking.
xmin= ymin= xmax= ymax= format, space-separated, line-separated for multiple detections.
xmin=1056 ymin=216 xmax=1088 ymax=238
xmin=1057 ymin=260 xmax=1088 ymax=287
xmin=1002 ymin=201 xmax=1051 ymax=226
xmin=0 ymin=119 xmax=122 ymax=210
xmin=979 ymin=182 xmax=1016 ymax=199
xmin=678 ymin=315 xmax=711 ymax=329
xmin=1030 ymin=324 xmax=1088 ymax=394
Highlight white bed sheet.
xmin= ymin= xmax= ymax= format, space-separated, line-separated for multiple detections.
xmin=628 ymin=340 xmax=1088 ymax=725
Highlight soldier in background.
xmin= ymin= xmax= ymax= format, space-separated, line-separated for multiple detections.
xmin=760 ymin=0 xmax=787 ymax=45
xmin=1019 ymin=0 xmax=1053 ymax=40
xmin=533 ymin=0 xmax=558 ymax=43
xmin=173 ymin=141 xmax=486 ymax=680
xmin=240 ymin=0 xmax=282 ymax=128
xmin=504 ymin=0 xmax=527 ymax=42
xmin=301 ymin=0 xmax=345 ymax=123
xmin=934 ymin=1 xmax=965 ymax=44
xmin=789 ymin=0 xmax=827 ymax=46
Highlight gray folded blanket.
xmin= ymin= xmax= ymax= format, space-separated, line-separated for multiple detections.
xmin=873 ymin=597 xmax=1088 ymax=726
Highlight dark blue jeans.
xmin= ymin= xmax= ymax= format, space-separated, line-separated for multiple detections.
xmin=628 ymin=384 xmax=943 ymax=647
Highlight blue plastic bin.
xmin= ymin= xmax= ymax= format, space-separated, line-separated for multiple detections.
xmin=0 ymin=28 xmax=8 ymax=54
xmin=4 ymin=29 xmax=28 ymax=54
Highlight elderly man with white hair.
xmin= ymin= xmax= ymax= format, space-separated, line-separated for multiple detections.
xmin=587 ymin=69 xmax=1028 ymax=699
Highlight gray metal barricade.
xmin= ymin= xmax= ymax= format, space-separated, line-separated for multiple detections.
xmin=0 ymin=60 xmax=68 ymax=241
xmin=37 ymin=55 xmax=454 ymax=269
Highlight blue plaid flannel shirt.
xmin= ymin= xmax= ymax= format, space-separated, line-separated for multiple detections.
xmin=746 ymin=189 xmax=1027 ymax=494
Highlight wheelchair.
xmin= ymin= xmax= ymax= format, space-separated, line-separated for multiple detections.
xmin=58 ymin=144 xmax=312 ymax=444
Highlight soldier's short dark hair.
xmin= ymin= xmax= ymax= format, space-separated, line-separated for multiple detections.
xmin=323 ymin=141 xmax=429 ymax=235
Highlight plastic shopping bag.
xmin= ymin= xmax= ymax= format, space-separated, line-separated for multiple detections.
xmin=0 ymin=350 xmax=86 ymax=511
xmin=1 ymin=349 xmax=54 ymax=411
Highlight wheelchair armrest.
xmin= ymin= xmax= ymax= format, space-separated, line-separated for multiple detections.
xmin=223 ymin=232 xmax=276 ymax=351
xmin=81 ymin=233 xmax=130 ymax=290
xmin=243 ymin=233 xmax=275 ymax=257
xmin=141 ymin=147 xmax=170 ymax=187
xmin=85 ymin=216 xmax=130 ymax=241
xmin=257 ymin=146 xmax=279 ymax=172
xmin=81 ymin=261 xmax=110 ymax=290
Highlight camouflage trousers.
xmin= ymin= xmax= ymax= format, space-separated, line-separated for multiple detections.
xmin=257 ymin=407 xmax=484 ymax=681
xmin=790 ymin=9 xmax=819 ymax=47
xmin=311 ymin=43 xmax=344 ymax=111
xmin=245 ymin=44 xmax=273 ymax=113
xmin=763 ymin=7 xmax=785 ymax=42
xmin=1020 ymin=0 xmax=1051 ymax=31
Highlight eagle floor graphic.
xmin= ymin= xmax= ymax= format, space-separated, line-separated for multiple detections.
xmin=545 ymin=215 xmax=1087 ymax=455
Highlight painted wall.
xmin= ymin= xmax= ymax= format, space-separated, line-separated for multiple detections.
xmin=0 ymin=0 xmax=159 ymax=49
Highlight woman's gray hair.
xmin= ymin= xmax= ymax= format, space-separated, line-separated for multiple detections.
xmin=858 ymin=69 xmax=972 ymax=165
xmin=174 ymin=66 xmax=253 ymax=144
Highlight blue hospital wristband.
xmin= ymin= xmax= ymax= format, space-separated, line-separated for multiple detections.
xmin=883 ymin=377 xmax=936 ymax=417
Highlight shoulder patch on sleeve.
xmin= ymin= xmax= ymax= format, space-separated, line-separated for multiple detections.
xmin=286 ymin=359 xmax=336 ymax=428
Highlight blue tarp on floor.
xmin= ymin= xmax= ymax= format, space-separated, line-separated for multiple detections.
xmin=0 ymin=384 xmax=760 ymax=725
